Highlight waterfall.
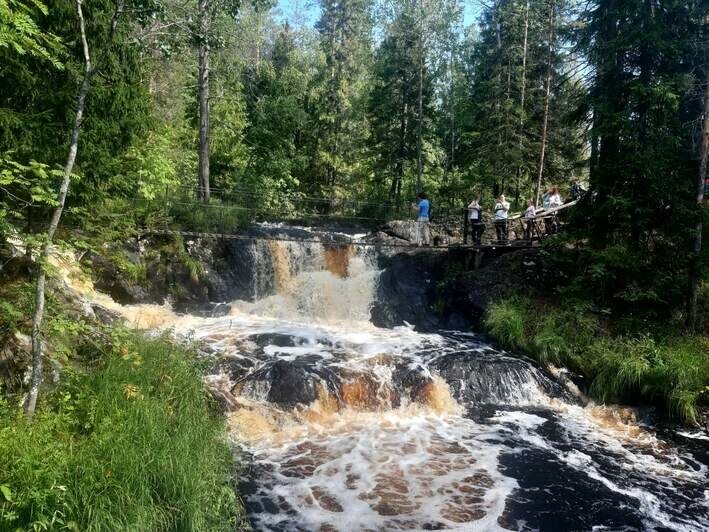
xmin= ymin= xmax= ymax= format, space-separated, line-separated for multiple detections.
xmin=228 ymin=227 xmax=379 ymax=323
xmin=70 ymin=225 xmax=708 ymax=531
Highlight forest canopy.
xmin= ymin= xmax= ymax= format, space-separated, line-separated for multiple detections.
xmin=0 ymin=0 xmax=707 ymax=324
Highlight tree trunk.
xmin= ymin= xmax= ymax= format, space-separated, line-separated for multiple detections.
xmin=449 ymin=33 xmax=456 ymax=186
xmin=416 ymin=36 xmax=424 ymax=193
xmin=687 ymin=70 xmax=709 ymax=331
xmin=494 ymin=8 xmax=503 ymax=195
xmin=328 ymin=10 xmax=338 ymax=202
xmin=535 ymin=0 xmax=555 ymax=207
xmin=25 ymin=0 xmax=122 ymax=419
xmin=198 ymin=0 xmax=210 ymax=203
xmin=515 ymin=0 xmax=529 ymax=206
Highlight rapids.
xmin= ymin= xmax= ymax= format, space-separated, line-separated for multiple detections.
xmin=85 ymin=227 xmax=708 ymax=531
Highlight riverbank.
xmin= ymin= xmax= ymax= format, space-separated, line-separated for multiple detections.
xmin=0 ymin=276 xmax=243 ymax=530
xmin=483 ymin=297 xmax=709 ymax=425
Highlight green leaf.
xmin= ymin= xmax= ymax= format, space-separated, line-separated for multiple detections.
xmin=0 ymin=483 xmax=12 ymax=501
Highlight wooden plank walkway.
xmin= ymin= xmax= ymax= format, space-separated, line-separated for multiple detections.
xmin=141 ymin=228 xmax=537 ymax=250
xmin=139 ymin=200 xmax=577 ymax=250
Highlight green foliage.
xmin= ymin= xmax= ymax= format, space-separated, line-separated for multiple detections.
xmin=0 ymin=0 xmax=63 ymax=67
xmin=0 ymin=155 xmax=64 ymax=239
xmin=459 ymin=0 xmax=584 ymax=203
xmin=589 ymin=336 xmax=709 ymax=425
xmin=484 ymin=297 xmax=709 ymax=424
xmin=566 ymin=0 xmax=708 ymax=319
xmin=0 ymin=281 xmax=32 ymax=338
xmin=531 ymin=316 xmax=569 ymax=367
xmin=116 ymin=127 xmax=180 ymax=201
xmin=0 ymin=334 xmax=242 ymax=531
xmin=483 ymin=298 xmax=528 ymax=351
xmin=168 ymin=198 xmax=251 ymax=234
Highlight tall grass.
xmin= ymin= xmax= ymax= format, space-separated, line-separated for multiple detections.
xmin=0 ymin=334 xmax=242 ymax=531
xmin=483 ymin=298 xmax=527 ymax=350
xmin=484 ymin=298 xmax=709 ymax=424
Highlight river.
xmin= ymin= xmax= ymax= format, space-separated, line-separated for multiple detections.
xmin=92 ymin=227 xmax=709 ymax=531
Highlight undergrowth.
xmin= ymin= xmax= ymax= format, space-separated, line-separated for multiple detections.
xmin=0 ymin=333 xmax=242 ymax=531
xmin=484 ymin=297 xmax=709 ymax=424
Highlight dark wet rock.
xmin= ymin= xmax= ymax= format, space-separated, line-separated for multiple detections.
xmin=367 ymin=218 xmax=463 ymax=248
xmin=0 ymin=239 xmax=31 ymax=277
xmin=0 ymin=332 xmax=31 ymax=390
xmin=83 ymin=225 xmax=549 ymax=328
xmin=91 ymin=304 xmax=121 ymax=325
xmin=237 ymin=359 xmax=339 ymax=409
xmin=431 ymin=351 xmax=575 ymax=406
xmin=214 ymin=356 xmax=257 ymax=382
xmin=249 ymin=333 xmax=302 ymax=348
xmin=370 ymin=247 xmax=548 ymax=332
xmin=46 ymin=276 xmax=95 ymax=321
xmin=212 ymin=302 xmax=231 ymax=317
xmin=194 ymin=302 xmax=231 ymax=318
xmin=440 ymin=247 xmax=550 ymax=326
xmin=87 ymin=250 xmax=151 ymax=305
xmin=393 ymin=363 xmax=434 ymax=405
xmin=371 ymin=249 xmax=448 ymax=332
xmin=247 ymin=333 xmax=334 ymax=350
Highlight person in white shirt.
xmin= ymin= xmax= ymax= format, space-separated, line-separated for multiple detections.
xmin=467 ymin=194 xmax=485 ymax=245
xmin=524 ymin=199 xmax=536 ymax=240
xmin=549 ymin=186 xmax=561 ymax=208
xmin=547 ymin=186 xmax=561 ymax=233
xmin=494 ymin=194 xmax=510 ymax=244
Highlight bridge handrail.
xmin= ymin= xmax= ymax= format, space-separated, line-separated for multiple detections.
xmin=507 ymin=199 xmax=579 ymax=221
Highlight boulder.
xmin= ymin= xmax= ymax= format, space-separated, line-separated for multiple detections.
xmin=87 ymin=250 xmax=151 ymax=304
xmin=441 ymin=248 xmax=550 ymax=325
xmin=431 ymin=351 xmax=575 ymax=406
xmin=235 ymin=359 xmax=339 ymax=409
xmin=371 ymin=249 xmax=448 ymax=332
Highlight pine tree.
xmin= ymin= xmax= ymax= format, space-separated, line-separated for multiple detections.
xmin=314 ymin=0 xmax=373 ymax=203
xmin=574 ymin=0 xmax=706 ymax=317
xmin=460 ymin=0 xmax=581 ymax=206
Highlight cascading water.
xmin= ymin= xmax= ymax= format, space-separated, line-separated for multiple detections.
xmin=95 ymin=226 xmax=708 ymax=531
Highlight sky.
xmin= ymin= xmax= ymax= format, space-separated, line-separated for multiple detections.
xmin=274 ymin=1 xmax=483 ymax=29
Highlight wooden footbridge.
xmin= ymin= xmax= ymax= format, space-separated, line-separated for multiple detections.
xmin=139 ymin=187 xmax=578 ymax=251
xmin=17 ymin=184 xmax=577 ymax=251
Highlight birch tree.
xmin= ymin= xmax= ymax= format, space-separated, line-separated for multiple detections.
xmin=25 ymin=0 xmax=125 ymax=419
xmin=535 ymin=0 xmax=555 ymax=207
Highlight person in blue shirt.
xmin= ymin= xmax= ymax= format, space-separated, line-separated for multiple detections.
xmin=412 ymin=192 xmax=431 ymax=246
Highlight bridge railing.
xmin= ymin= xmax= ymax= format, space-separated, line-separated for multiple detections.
xmin=462 ymin=200 xmax=578 ymax=245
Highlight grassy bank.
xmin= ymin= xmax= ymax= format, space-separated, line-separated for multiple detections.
xmin=0 ymin=333 xmax=242 ymax=531
xmin=484 ymin=298 xmax=709 ymax=424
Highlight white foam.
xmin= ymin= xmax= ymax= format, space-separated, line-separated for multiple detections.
xmin=65 ymin=227 xmax=708 ymax=531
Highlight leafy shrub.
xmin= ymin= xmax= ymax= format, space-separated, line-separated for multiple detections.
xmin=0 ymin=334 xmax=242 ymax=531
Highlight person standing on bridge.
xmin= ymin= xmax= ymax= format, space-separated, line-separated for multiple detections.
xmin=570 ymin=177 xmax=584 ymax=201
xmin=548 ymin=186 xmax=562 ymax=234
xmin=524 ymin=199 xmax=536 ymax=241
xmin=468 ymin=194 xmax=485 ymax=245
xmin=494 ymin=194 xmax=510 ymax=244
xmin=412 ymin=192 xmax=431 ymax=246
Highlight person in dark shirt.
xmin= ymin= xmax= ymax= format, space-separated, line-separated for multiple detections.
xmin=570 ymin=177 xmax=584 ymax=201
